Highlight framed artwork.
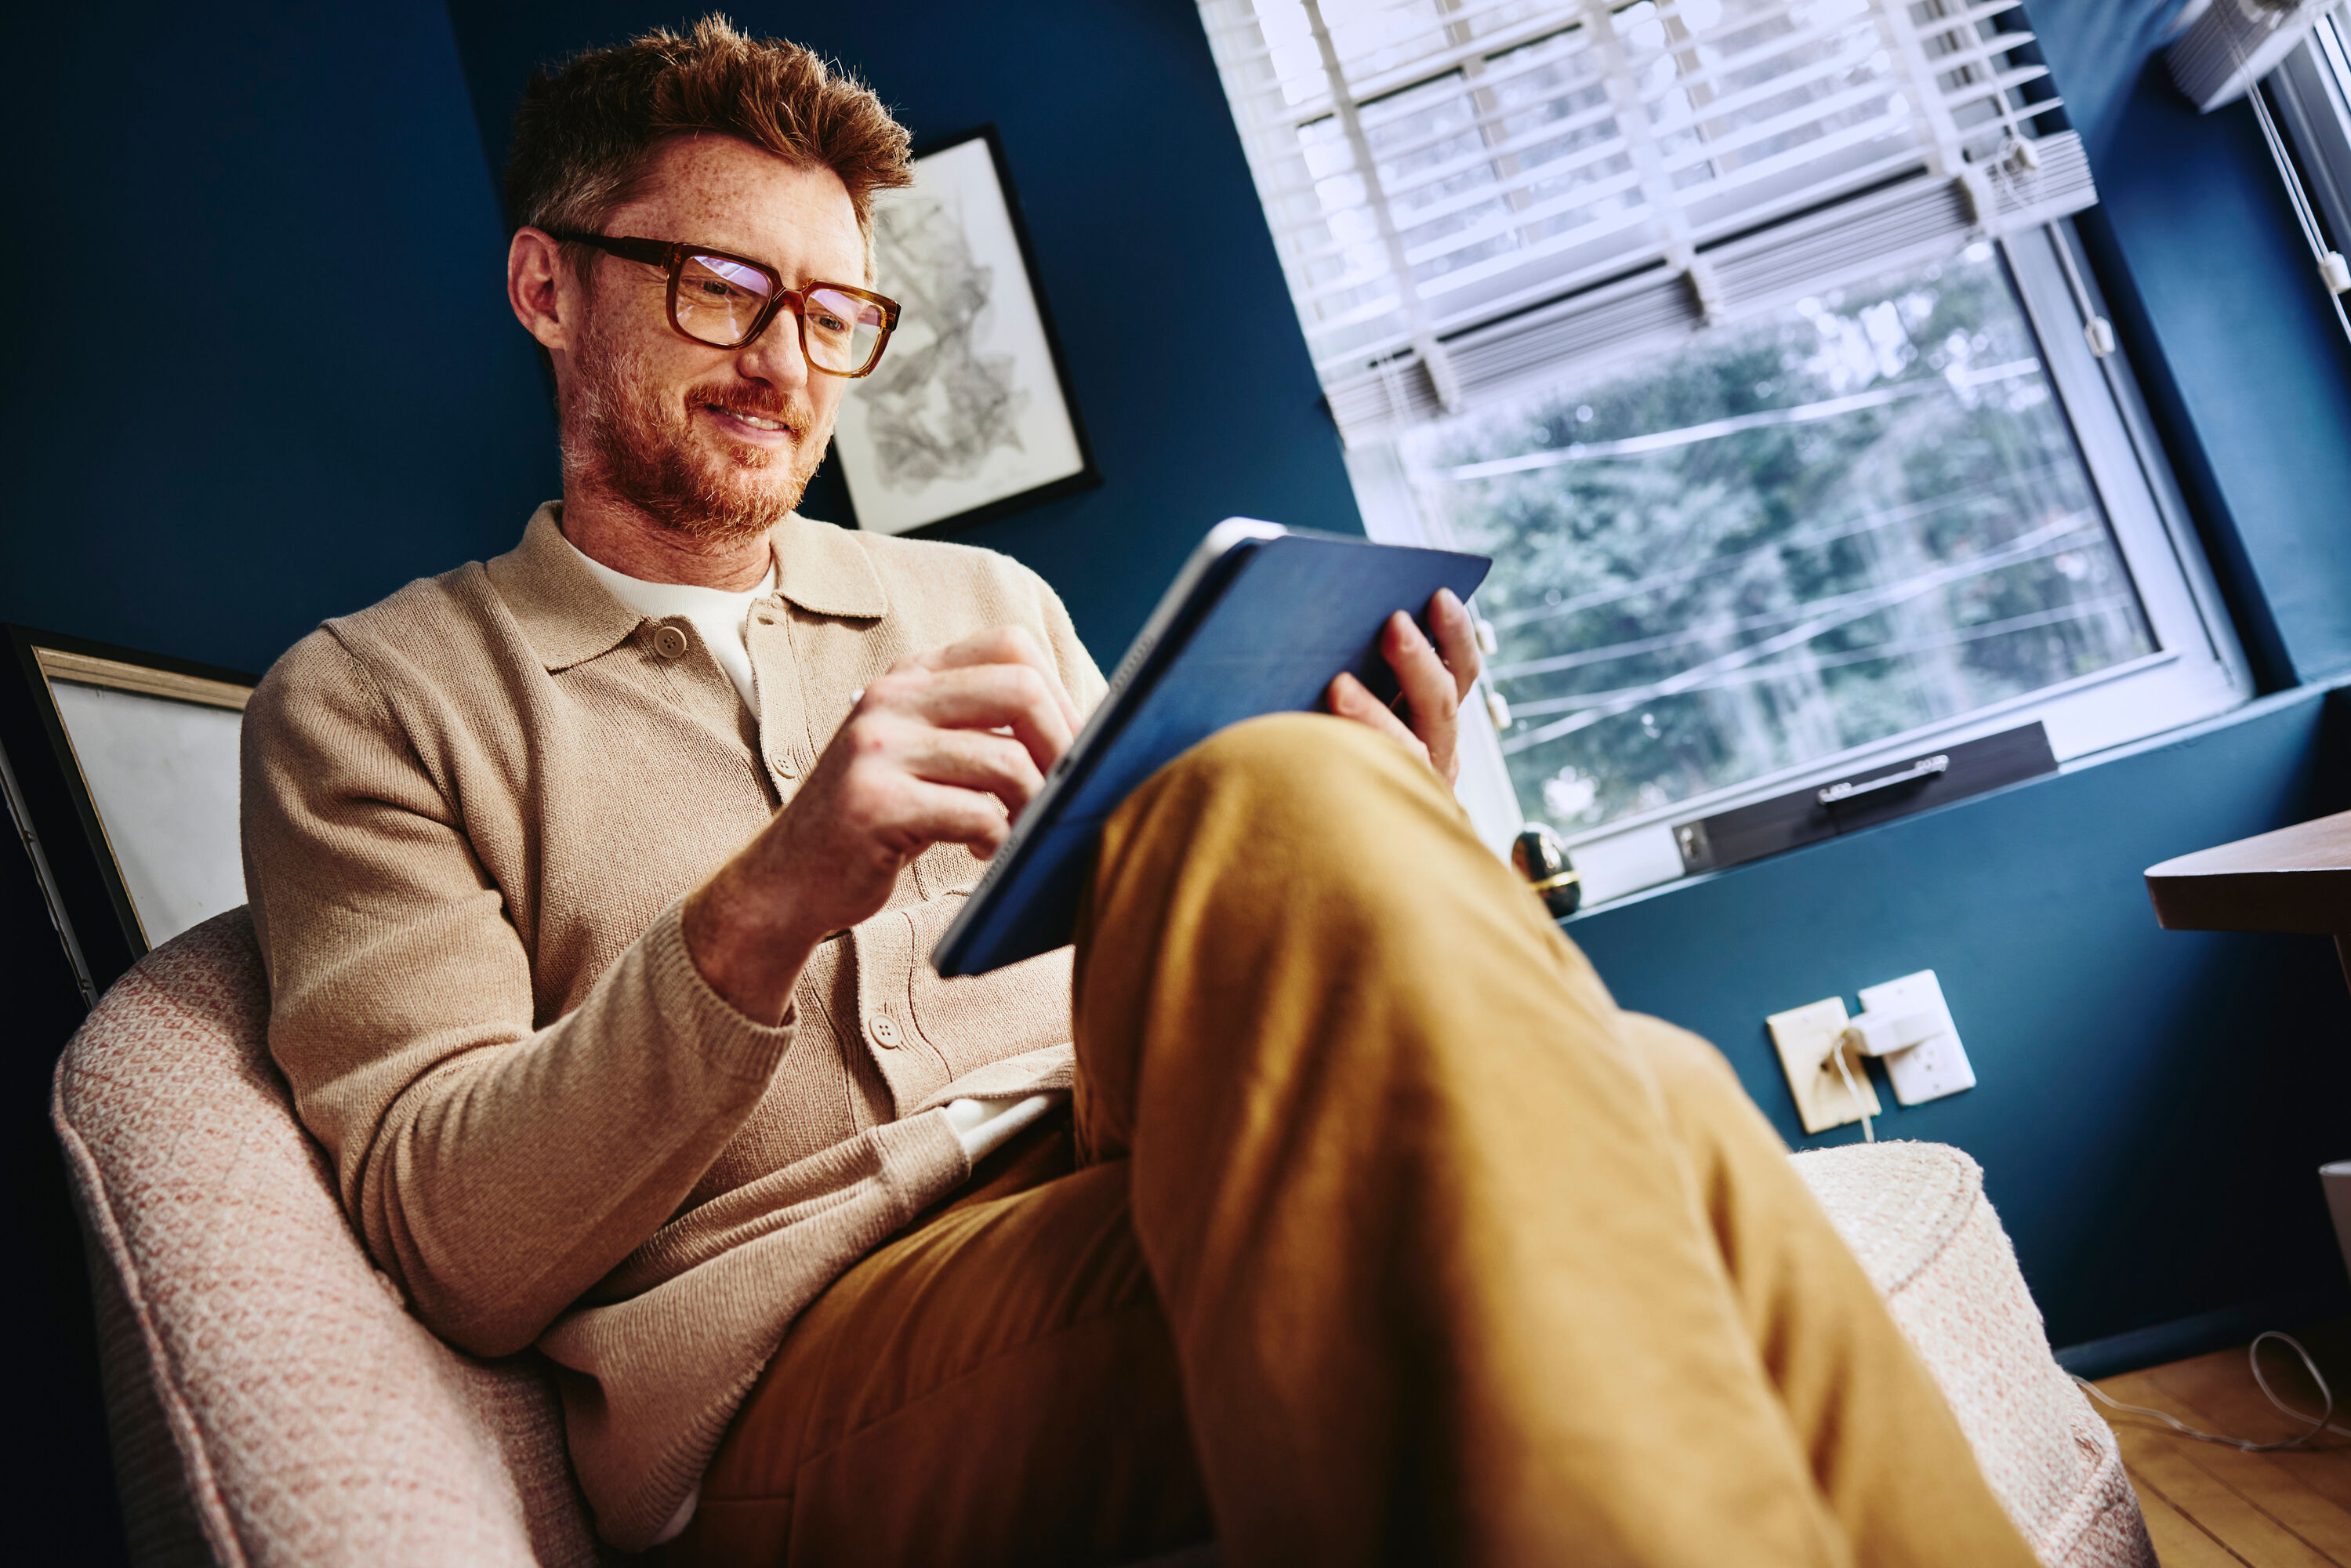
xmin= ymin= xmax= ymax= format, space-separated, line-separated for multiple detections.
xmin=832 ymin=125 xmax=1099 ymax=535
xmin=0 ymin=625 xmax=254 ymax=1003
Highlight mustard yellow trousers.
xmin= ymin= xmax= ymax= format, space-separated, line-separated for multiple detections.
xmin=670 ymin=714 xmax=2036 ymax=1568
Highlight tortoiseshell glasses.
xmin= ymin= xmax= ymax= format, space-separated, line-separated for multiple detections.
xmin=549 ymin=231 xmax=902 ymax=377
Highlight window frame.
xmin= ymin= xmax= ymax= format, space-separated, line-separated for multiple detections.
xmin=1352 ymin=217 xmax=2251 ymax=903
xmin=2266 ymin=4 xmax=2351 ymax=350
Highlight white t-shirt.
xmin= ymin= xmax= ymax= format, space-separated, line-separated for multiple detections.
xmin=562 ymin=532 xmax=1058 ymax=1169
xmin=568 ymin=542 xmax=775 ymax=710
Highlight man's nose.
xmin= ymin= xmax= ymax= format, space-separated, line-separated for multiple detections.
xmin=735 ymin=303 xmax=811 ymax=389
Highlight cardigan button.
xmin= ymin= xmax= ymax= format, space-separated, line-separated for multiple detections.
xmin=772 ymin=754 xmax=800 ymax=779
xmin=869 ymin=1014 xmax=901 ymax=1049
xmin=651 ymin=624 xmax=688 ymax=659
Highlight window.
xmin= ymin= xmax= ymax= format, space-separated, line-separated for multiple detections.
xmin=2266 ymin=2 xmax=2351 ymax=348
xmin=1201 ymin=0 xmax=2248 ymax=900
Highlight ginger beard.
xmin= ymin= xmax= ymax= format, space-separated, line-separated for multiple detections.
xmin=562 ymin=311 xmax=830 ymax=545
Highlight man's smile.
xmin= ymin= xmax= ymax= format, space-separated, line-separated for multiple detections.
xmin=700 ymin=401 xmax=799 ymax=444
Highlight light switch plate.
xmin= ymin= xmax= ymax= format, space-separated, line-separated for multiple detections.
xmin=1856 ymin=970 xmax=1975 ymax=1106
xmin=1766 ymin=996 xmax=1881 ymax=1134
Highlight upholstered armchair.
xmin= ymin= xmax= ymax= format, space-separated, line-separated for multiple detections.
xmin=53 ymin=911 xmax=2153 ymax=1566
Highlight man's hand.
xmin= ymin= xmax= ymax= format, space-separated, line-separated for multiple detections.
xmin=684 ymin=626 xmax=1082 ymax=1025
xmin=1326 ymin=587 xmax=1482 ymax=786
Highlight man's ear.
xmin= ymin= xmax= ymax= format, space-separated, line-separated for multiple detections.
xmin=508 ymin=227 xmax=571 ymax=354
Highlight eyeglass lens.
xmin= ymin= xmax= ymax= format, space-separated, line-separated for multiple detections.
xmin=673 ymin=253 xmax=887 ymax=373
xmin=799 ymin=286 xmax=889 ymax=375
xmin=674 ymin=253 xmax=773 ymax=348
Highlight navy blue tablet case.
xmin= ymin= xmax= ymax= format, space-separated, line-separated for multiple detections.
xmin=931 ymin=521 xmax=1490 ymax=978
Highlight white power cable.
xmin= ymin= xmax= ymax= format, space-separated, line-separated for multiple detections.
xmin=2073 ymin=1330 xmax=2351 ymax=1451
xmin=1830 ymin=1047 xmax=1875 ymax=1144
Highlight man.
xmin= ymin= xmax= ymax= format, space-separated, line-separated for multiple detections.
xmin=241 ymin=17 xmax=2037 ymax=1566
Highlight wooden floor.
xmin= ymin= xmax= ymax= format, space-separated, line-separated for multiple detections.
xmin=2092 ymin=1319 xmax=2351 ymax=1565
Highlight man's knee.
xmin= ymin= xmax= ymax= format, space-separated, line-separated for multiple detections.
xmin=1169 ymin=710 xmax=1414 ymax=785
xmin=1133 ymin=711 xmax=1458 ymax=857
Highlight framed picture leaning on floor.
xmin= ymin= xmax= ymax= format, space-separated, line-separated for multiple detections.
xmin=0 ymin=625 xmax=254 ymax=1004
xmin=831 ymin=125 xmax=1099 ymax=535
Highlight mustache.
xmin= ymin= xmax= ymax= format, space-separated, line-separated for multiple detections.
xmin=693 ymin=387 xmax=814 ymax=433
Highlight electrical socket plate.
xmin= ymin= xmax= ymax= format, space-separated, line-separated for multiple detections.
xmin=1765 ymin=996 xmax=1881 ymax=1135
xmin=1856 ymin=969 xmax=1976 ymax=1107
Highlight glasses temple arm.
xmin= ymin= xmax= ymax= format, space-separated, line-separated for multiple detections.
xmin=540 ymin=231 xmax=674 ymax=267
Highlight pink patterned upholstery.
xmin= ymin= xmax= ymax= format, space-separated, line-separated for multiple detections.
xmin=1794 ymin=1142 xmax=2154 ymax=1568
xmin=55 ymin=913 xmax=2146 ymax=1566
xmin=52 ymin=910 xmax=612 ymax=1567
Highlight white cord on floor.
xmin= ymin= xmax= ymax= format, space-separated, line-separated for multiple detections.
xmin=2073 ymin=1330 xmax=2351 ymax=1451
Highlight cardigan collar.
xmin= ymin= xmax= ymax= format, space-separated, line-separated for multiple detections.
xmin=486 ymin=503 xmax=890 ymax=673
xmin=773 ymin=509 xmax=891 ymax=621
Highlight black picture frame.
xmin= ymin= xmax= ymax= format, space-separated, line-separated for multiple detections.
xmin=829 ymin=124 xmax=1101 ymax=537
xmin=0 ymin=625 xmax=256 ymax=1004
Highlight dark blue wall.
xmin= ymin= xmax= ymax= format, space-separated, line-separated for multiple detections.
xmin=2035 ymin=1 xmax=2351 ymax=688
xmin=444 ymin=0 xmax=1362 ymax=663
xmin=0 ymin=0 xmax=555 ymax=679
xmin=2024 ymin=0 xmax=2188 ymax=161
xmin=2099 ymin=77 xmax=2351 ymax=686
xmin=1573 ymin=688 xmax=2351 ymax=1355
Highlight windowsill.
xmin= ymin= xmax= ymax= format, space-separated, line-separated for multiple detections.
xmin=1558 ymin=676 xmax=2351 ymax=925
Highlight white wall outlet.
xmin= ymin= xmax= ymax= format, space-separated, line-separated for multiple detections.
xmin=1856 ymin=969 xmax=1976 ymax=1107
xmin=1766 ymin=996 xmax=1881 ymax=1135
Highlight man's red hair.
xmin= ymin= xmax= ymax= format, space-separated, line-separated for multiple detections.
xmin=504 ymin=14 xmax=913 ymax=266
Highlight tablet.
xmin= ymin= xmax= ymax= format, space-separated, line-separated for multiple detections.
xmin=931 ymin=519 xmax=1492 ymax=978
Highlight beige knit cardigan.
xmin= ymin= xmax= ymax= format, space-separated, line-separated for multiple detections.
xmin=239 ymin=504 xmax=1107 ymax=1549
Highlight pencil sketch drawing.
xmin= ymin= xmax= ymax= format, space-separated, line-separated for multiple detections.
xmin=831 ymin=132 xmax=1092 ymax=535
xmin=862 ymin=195 xmax=1030 ymax=491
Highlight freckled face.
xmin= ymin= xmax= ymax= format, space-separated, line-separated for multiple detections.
xmin=561 ymin=136 xmax=868 ymax=542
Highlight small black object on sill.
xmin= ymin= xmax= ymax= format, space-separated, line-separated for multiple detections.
xmin=1511 ymin=823 xmax=1583 ymax=920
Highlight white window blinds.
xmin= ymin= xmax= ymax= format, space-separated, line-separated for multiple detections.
xmin=1198 ymin=0 xmax=2098 ymax=442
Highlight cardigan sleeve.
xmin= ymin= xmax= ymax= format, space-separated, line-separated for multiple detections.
xmin=240 ymin=629 xmax=794 ymax=1357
